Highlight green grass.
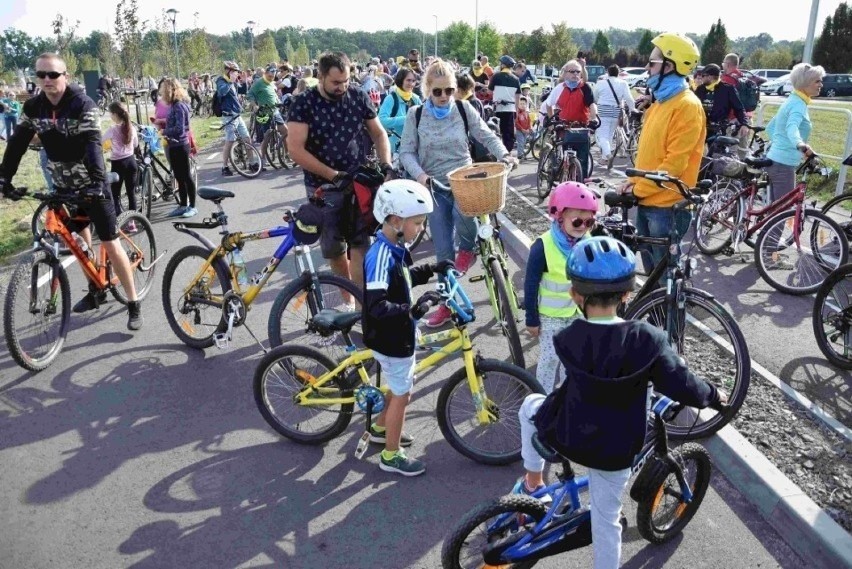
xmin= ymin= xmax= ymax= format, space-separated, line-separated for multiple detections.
xmin=0 ymin=114 xmax=224 ymax=263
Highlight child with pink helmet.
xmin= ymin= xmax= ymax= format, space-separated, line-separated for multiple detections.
xmin=524 ymin=181 xmax=599 ymax=391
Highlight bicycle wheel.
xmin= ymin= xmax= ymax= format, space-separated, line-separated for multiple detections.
xmin=109 ymin=212 xmax=157 ymax=305
xmin=754 ymin=209 xmax=848 ymax=295
xmin=263 ymin=130 xmax=282 ymax=169
xmin=607 ymin=128 xmax=625 ymax=171
xmin=409 ymin=217 xmax=430 ymax=251
xmin=280 ymin=142 xmax=296 ymax=169
xmin=821 ymin=192 xmax=852 ymax=242
xmin=531 ymin=130 xmax=546 ymax=161
xmin=635 ymin=443 xmax=711 ymax=544
xmin=695 ymin=180 xmax=743 ymax=256
xmin=3 ymin=251 xmax=71 ymax=372
xmin=627 ymin=130 xmax=640 ymax=166
xmin=488 ymin=257 xmax=524 ymax=368
xmin=437 ymin=358 xmax=543 ymax=465
xmin=267 ymin=272 xmax=364 ymax=363
xmin=31 ymin=201 xmax=50 ymax=237
xmin=138 ymin=167 xmax=153 ymax=219
xmin=535 ymin=145 xmax=554 ymax=201
xmin=189 ymin=156 xmax=198 ymax=192
xmin=253 ymin=344 xmax=354 ymax=444
xmin=563 ymin=155 xmax=583 ymax=183
xmin=624 ymin=287 xmax=750 ymax=440
xmin=442 ymin=494 xmax=546 ymax=569
xmin=813 ymin=263 xmax=852 ymax=369
xmin=230 ymin=141 xmax=262 ymax=178
xmin=162 ymin=245 xmax=232 ymax=349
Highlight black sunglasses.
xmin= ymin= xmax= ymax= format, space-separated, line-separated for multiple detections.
xmin=568 ymin=217 xmax=596 ymax=229
xmin=36 ymin=71 xmax=65 ymax=80
xmin=431 ymin=87 xmax=456 ymax=97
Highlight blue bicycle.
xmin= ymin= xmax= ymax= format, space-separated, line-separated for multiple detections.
xmin=441 ymin=395 xmax=712 ymax=568
xmin=160 ymin=187 xmax=362 ymax=359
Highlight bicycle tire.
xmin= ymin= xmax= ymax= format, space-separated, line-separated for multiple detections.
xmin=821 ymin=193 xmax=852 ymax=243
xmin=230 ymin=141 xmax=262 ymax=178
xmin=436 ymin=358 xmax=543 ymax=465
xmin=695 ymin=180 xmax=743 ymax=256
xmin=267 ymin=272 xmax=364 ymax=362
xmin=754 ymin=209 xmax=848 ymax=295
xmin=635 ymin=443 xmax=712 ymax=544
xmin=627 ymin=130 xmax=640 ymax=166
xmin=4 ymin=251 xmax=71 ymax=372
xmin=563 ymin=155 xmax=583 ymax=183
xmin=607 ymin=128 xmax=625 ymax=171
xmin=139 ymin=167 xmax=153 ymax=219
xmin=253 ymin=344 xmax=354 ymax=444
xmin=109 ymin=212 xmax=157 ymax=305
xmin=536 ymin=145 xmax=554 ymax=201
xmin=189 ymin=156 xmax=198 ymax=195
xmin=488 ymin=257 xmax=525 ymax=368
xmin=812 ymin=263 xmax=852 ymax=369
xmin=442 ymin=494 xmax=546 ymax=569
xmin=31 ymin=201 xmax=50 ymax=237
xmin=263 ymin=130 xmax=282 ymax=169
xmin=624 ymin=287 xmax=750 ymax=440
xmin=531 ymin=129 xmax=547 ymax=161
xmin=161 ymin=245 xmax=232 ymax=349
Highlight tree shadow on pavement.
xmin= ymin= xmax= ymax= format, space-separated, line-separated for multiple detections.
xmin=779 ymin=356 xmax=852 ymax=427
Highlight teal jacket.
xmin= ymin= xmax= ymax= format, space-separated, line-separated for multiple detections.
xmin=766 ymin=91 xmax=811 ymax=167
xmin=1 ymin=97 xmax=21 ymax=118
xmin=378 ymin=90 xmax=421 ymax=152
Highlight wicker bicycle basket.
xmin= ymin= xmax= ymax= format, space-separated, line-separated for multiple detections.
xmin=446 ymin=162 xmax=508 ymax=216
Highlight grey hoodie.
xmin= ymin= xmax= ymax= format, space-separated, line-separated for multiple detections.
xmin=399 ymin=99 xmax=507 ymax=186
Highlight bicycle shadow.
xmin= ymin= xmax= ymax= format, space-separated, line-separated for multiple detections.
xmin=778 ymin=356 xmax=852 ymax=427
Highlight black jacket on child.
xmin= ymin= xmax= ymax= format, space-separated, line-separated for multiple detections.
xmin=534 ymin=319 xmax=721 ymax=471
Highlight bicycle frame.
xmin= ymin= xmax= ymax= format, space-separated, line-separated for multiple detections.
xmin=474 ymin=213 xmax=521 ymax=319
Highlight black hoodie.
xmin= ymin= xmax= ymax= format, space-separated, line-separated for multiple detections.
xmin=0 ymin=83 xmax=106 ymax=192
xmin=534 ymin=319 xmax=720 ymax=471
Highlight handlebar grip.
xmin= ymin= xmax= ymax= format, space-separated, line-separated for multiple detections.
xmin=625 ymin=168 xmax=648 ymax=178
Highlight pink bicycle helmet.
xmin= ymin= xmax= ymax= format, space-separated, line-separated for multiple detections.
xmin=548 ymin=181 xmax=599 ymax=220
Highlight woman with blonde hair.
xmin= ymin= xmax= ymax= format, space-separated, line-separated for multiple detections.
xmin=160 ymin=77 xmax=198 ymax=218
xmin=399 ymin=59 xmax=514 ymax=327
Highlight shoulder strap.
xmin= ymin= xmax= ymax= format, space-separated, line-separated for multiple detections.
xmin=456 ymin=99 xmax=470 ymax=137
xmin=605 ymin=79 xmax=620 ymax=107
xmin=415 ymin=105 xmax=423 ymax=128
xmin=390 ymin=91 xmax=400 ymax=117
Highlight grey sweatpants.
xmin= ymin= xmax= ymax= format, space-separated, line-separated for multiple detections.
xmin=537 ymin=315 xmax=579 ymax=393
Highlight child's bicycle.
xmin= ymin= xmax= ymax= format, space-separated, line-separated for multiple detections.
xmin=160 ymin=186 xmax=363 ymax=361
xmin=4 ymin=180 xmax=159 ymax=371
xmin=441 ymin=395 xmax=717 ymax=568
xmin=253 ymin=269 xmax=543 ymax=465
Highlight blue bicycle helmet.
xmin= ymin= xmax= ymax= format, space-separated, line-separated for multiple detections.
xmin=567 ymin=236 xmax=636 ymax=295
xmin=499 ymin=55 xmax=516 ymax=68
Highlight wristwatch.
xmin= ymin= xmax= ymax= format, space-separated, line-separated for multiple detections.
xmin=379 ymin=162 xmax=393 ymax=175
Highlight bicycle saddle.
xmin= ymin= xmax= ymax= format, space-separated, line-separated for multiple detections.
xmin=310 ymin=309 xmax=362 ymax=334
xmin=749 ymin=125 xmax=765 ymax=133
xmin=708 ymin=135 xmax=740 ymax=147
xmin=198 ymin=187 xmax=236 ymax=203
xmin=532 ymin=433 xmax=566 ymax=464
xmin=744 ymin=156 xmax=773 ymax=169
xmin=604 ymin=190 xmax=639 ymax=208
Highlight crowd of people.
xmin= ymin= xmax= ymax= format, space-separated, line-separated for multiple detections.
xmin=0 ymin=31 xmax=827 ymax=568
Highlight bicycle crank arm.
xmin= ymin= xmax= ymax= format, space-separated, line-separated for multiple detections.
xmin=139 ymin=250 xmax=168 ymax=272
xmin=468 ymin=275 xmax=486 ymax=283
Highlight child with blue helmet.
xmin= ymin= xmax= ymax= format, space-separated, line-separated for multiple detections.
xmin=514 ymin=236 xmax=728 ymax=569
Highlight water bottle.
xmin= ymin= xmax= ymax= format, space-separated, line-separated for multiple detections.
xmin=230 ymin=248 xmax=249 ymax=286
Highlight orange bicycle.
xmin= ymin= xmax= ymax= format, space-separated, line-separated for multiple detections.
xmin=3 ymin=186 xmax=159 ymax=371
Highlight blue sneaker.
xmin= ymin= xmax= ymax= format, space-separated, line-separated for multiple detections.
xmin=166 ymin=206 xmax=187 ymax=218
xmin=511 ymin=477 xmax=552 ymax=504
xmin=181 ymin=206 xmax=198 ymax=218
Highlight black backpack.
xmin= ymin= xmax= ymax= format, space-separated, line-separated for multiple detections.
xmin=730 ymin=74 xmax=760 ymax=112
xmin=211 ymin=79 xmax=223 ymax=117
xmin=415 ymin=100 xmax=493 ymax=162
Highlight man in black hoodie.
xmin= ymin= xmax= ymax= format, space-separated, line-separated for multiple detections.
xmin=0 ymin=53 xmax=143 ymax=330
xmin=514 ymin=236 xmax=726 ymax=569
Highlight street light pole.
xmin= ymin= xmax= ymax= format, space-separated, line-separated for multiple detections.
xmin=433 ymin=15 xmax=438 ymax=57
xmin=247 ymin=20 xmax=257 ymax=70
xmin=802 ymin=0 xmax=819 ymax=63
xmin=166 ymin=9 xmax=179 ymax=78
xmin=474 ymin=0 xmax=479 ymax=61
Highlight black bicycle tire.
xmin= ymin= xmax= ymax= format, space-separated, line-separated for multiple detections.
xmin=635 ymin=443 xmax=712 ymax=544
xmin=564 ymin=155 xmax=583 ymax=183
xmin=488 ymin=257 xmax=525 ymax=368
xmin=754 ymin=209 xmax=849 ymax=295
xmin=263 ymin=130 xmax=282 ymax=169
xmin=436 ymin=358 xmax=543 ymax=465
xmin=695 ymin=181 xmax=743 ymax=256
xmin=109 ymin=212 xmax=157 ymax=305
xmin=140 ymin=167 xmax=153 ymax=219
xmin=536 ymin=145 xmax=554 ymax=201
xmin=4 ymin=251 xmax=71 ymax=372
xmin=441 ymin=494 xmax=546 ymax=569
xmin=31 ymin=201 xmax=49 ymax=237
xmin=607 ymin=128 xmax=624 ymax=171
xmin=253 ymin=344 xmax=354 ymax=444
xmin=624 ymin=287 xmax=750 ymax=440
xmin=267 ymin=272 xmax=364 ymax=348
xmin=230 ymin=141 xmax=262 ymax=178
xmin=812 ymin=263 xmax=852 ymax=369
xmin=161 ymin=245 xmax=232 ymax=349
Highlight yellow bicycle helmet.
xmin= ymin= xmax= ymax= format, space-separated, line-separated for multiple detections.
xmin=651 ymin=33 xmax=700 ymax=76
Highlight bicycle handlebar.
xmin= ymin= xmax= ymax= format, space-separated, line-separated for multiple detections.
xmin=624 ymin=168 xmax=710 ymax=204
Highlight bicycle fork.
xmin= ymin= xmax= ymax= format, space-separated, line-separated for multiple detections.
xmin=463 ymin=351 xmax=497 ymax=425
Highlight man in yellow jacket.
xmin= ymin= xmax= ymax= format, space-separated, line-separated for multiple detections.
xmin=622 ymin=32 xmax=705 ymax=271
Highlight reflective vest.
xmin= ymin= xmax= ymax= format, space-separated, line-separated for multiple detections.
xmin=538 ymin=231 xmax=578 ymax=318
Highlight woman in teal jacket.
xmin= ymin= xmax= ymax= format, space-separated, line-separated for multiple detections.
xmin=379 ymin=68 xmax=421 ymax=153
xmin=765 ymin=63 xmax=824 ymax=201
xmin=1 ymin=91 xmax=21 ymax=138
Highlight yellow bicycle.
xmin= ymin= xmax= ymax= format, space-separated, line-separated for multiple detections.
xmin=253 ymin=269 xmax=543 ymax=465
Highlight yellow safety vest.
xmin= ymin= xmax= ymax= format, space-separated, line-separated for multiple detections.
xmin=538 ymin=231 xmax=578 ymax=318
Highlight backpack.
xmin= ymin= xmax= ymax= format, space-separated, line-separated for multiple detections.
xmin=415 ymin=100 xmax=493 ymax=163
xmin=211 ymin=80 xmax=223 ymax=117
xmin=731 ymin=74 xmax=759 ymax=112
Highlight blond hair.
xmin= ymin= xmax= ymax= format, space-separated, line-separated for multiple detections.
xmin=423 ymin=59 xmax=457 ymax=95
xmin=162 ymin=77 xmax=189 ymax=104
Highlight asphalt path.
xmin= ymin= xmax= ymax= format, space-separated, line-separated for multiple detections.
xmin=0 ymin=143 xmax=804 ymax=567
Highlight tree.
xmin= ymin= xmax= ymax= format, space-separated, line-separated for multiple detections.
xmin=815 ymin=3 xmax=852 ymax=72
xmin=476 ymin=21 xmax=503 ymax=61
xmin=637 ymin=29 xmax=655 ymax=58
xmin=183 ymin=29 xmax=214 ymax=75
xmin=613 ymin=47 xmax=631 ymax=68
xmin=544 ymin=22 xmax=578 ymax=67
xmin=114 ymin=0 xmax=146 ymax=82
xmin=525 ymin=27 xmax=548 ymax=64
xmin=0 ymin=29 xmax=42 ymax=71
xmin=592 ymin=31 xmax=612 ymax=57
xmin=292 ymin=39 xmax=310 ymax=66
xmin=255 ymin=32 xmax=280 ymax=66
xmin=701 ymin=19 xmax=730 ymax=66
xmin=441 ymin=21 xmax=474 ymax=62
xmin=748 ymin=47 xmax=766 ymax=69
xmin=282 ymin=37 xmax=295 ymax=62
xmin=79 ymin=53 xmax=99 ymax=72
xmin=762 ymin=48 xmax=794 ymax=69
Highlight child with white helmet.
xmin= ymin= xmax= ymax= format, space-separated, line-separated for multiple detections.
xmin=363 ymin=179 xmax=455 ymax=476
xmin=524 ymin=181 xmax=599 ymax=392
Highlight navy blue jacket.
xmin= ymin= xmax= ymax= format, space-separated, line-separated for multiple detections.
xmin=363 ymin=233 xmax=435 ymax=357
xmin=215 ymin=76 xmax=242 ymax=115
xmin=534 ymin=319 xmax=721 ymax=470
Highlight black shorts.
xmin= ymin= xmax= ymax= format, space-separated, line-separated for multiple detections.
xmin=60 ymin=190 xmax=119 ymax=242
xmin=306 ymin=184 xmax=371 ymax=259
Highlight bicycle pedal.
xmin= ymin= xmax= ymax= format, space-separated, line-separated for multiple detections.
xmin=354 ymin=431 xmax=370 ymax=460
xmin=213 ymin=333 xmax=230 ymax=349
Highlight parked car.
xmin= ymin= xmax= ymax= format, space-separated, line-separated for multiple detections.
xmin=760 ymin=73 xmax=791 ymax=95
xmin=748 ymin=68 xmax=790 ymax=81
xmin=621 ymin=66 xmax=648 ymax=87
xmin=821 ymin=74 xmax=852 ymax=97
xmin=585 ymin=65 xmax=606 ymax=83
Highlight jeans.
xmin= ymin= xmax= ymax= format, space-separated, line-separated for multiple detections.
xmin=635 ymin=205 xmax=692 ymax=274
xmin=429 ymin=188 xmax=476 ymax=263
xmin=562 ymin=131 xmax=591 ymax=180
xmin=4 ymin=116 xmax=16 ymax=138
xmin=519 ymin=394 xmax=631 ymax=569
xmin=515 ymin=130 xmax=528 ymax=156
xmin=39 ymin=149 xmax=54 ymax=192
xmin=110 ymin=155 xmax=139 ymax=214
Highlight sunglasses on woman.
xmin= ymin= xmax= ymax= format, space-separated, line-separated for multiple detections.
xmin=431 ymin=87 xmax=456 ymax=97
xmin=568 ymin=217 xmax=596 ymax=229
xmin=36 ymin=71 xmax=66 ymax=80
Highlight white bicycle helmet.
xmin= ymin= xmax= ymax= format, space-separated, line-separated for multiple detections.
xmin=373 ymin=179 xmax=434 ymax=224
